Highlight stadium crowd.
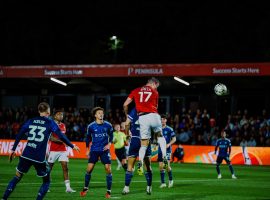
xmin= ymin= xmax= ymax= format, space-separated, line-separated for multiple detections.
xmin=0 ymin=106 xmax=270 ymax=147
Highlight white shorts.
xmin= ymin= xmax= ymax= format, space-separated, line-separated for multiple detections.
xmin=48 ymin=151 xmax=69 ymax=163
xmin=138 ymin=113 xmax=162 ymax=139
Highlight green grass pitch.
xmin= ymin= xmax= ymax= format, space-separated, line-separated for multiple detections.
xmin=0 ymin=156 xmax=270 ymax=200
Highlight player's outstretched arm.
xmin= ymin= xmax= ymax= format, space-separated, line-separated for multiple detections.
xmin=12 ymin=121 xmax=30 ymax=153
xmin=50 ymin=135 xmax=63 ymax=143
xmin=73 ymin=145 xmax=80 ymax=153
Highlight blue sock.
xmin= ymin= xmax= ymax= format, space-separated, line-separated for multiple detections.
xmin=85 ymin=172 xmax=92 ymax=188
xmin=160 ymin=170 xmax=165 ymax=183
xmin=216 ymin=164 xmax=221 ymax=174
xmin=168 ymin=170 xmax=173 ymax=181
xmin=2 ymin=176 xmax=21 ymax=199
xmin=122 ymin=163 xmax=127 ymax=171
xmin=229 ymin=165 xmax=234 ymax=174
xmin=144 ymin=171 xmax=152 ymax=186
xmin=36 ymin=181 xmax=50 ymax=200
xmin=125 ymin=171 xmax=133 ymax=186
xmin=106 ymin=173 xmax=112 ymax=191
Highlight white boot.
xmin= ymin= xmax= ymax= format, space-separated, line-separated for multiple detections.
xmin=168 ymin=180 xmax=174 ymax=188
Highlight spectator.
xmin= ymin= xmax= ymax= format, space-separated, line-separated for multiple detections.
xmin=247 ymin=136 xmax=256 ymax=147
xmin=172 ymin=144 xmax=184 ymax=163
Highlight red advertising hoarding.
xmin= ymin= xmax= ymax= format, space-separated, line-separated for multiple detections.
xmin=1 ymin=63 xmax=270 ymax=78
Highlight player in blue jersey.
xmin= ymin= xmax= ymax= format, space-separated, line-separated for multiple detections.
xmin=122 ymin=108 xmax=153 ymax=195
xmin=80 ymin=107 xmax=114 ymax=199
xmin=215 ymin=130 xmax=237 ymax=179
xmin=1 ymin=102 xmax=80 ymax=200
xmin=158 ymin=114 xmax=176 ymax=188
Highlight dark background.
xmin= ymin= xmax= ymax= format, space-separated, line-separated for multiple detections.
xmin=1 ymin=2 xmax=270 ymax=65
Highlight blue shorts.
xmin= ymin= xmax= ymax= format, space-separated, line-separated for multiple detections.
xmin=158 ymin=150 xmax=171 ymax=162
xmin=216 ymin=155 xmax=231 ymax=164
xmin=128 ymin=137 xmax=151 ymax=158
xmin=88 ymin=150 xmax=111 ymax=164
xmin=17 ymin=157 xmax=50 ymax=177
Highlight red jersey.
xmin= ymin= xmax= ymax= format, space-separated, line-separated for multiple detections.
xmin=49 ymin=122 xmax=67 ymax=151
xmin=128 ymin=85 xmax=159 ymax=113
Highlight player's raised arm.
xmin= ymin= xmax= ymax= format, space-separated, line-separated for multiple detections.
xmin=123 ymin=97 xmax=133 ymax=116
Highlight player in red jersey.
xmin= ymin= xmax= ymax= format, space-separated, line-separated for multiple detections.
xmin=47 ymin=110 xmax=76 ymax=193
xmin=123 ymin=77 xmax=167 ymax=176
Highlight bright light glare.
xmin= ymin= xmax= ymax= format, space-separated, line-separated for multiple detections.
xmin=111 ymin=35 xmax=117 ymax=40
xmin=50 ymin=77 xmax=67 ymax=86
xmin=174 ymin=77 xmax=190 ymax=86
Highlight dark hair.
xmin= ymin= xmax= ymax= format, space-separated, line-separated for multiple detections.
xmin=53 ymin=110 xmax=63 ymax=116
xmin=147 ymin=77 xmax=160 ymax=86
xmin=38 ymin=102 xmax=50 ymax=113
xmin=160 ymin=114 xmax=167 ymax=119
xmin=91 ymin=107 xmax=104 ymax=117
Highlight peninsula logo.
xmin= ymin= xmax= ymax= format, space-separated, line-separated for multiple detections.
xmin=128 ymin=67 xmax=163 ymax=76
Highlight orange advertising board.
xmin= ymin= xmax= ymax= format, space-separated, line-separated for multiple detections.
xmin=1 ymin=139 xmax=270 ymax=165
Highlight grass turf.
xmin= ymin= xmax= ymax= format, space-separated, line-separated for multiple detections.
xmin=0 ymin=156 xmax=270 ymax=200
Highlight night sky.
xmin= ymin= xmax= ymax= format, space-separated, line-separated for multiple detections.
xmin=2 ymin=1 xmax=270 ymax=65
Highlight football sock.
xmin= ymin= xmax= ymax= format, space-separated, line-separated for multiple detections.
xmin=84 ymin=172 xmax=92 ymax=188
xmin=139 ymin=145 xmax=147 ymax=164
xmin=2 ymin=176 xmax=21 ymax=199
xmin=122 ymin=163 xmax=127 ymax=171
xmin=36 ymin=176 xmax=50 ymax=200
xmin=64 ymin=180 xmax=70 ymax=189
xmin=229 ymin=165 xmax=234 ymax=174
xmin=216 ymin=164 xmax=221 ymax=175
xmin=125 ymin=170 xmax=133 ymax=186
xmin=157 ymin=137 xmax=167 ymax=158
xmin=144 ymin=171 xmax=152 ymax=186
xmin=168 ymin=170 xmax=173 ymax=181
xmin=106 ymin=173 xmax=112 ymax=191
xmin=160 ymin=170 xmax=165 ymax=183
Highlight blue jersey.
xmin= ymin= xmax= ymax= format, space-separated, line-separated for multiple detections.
xmin=86 ymin=120 xmax=113 ymax=152
xmin=159 ymin=125 xmax=175 ymax=153
xmin=12 ymin=116 xmax=74 ymax=163
xmin=215 ymin=138 xmax=231 ymax=157
xmin=128 ymin=108 xmax=152 ymax=157
xmin=128 ymin=108 xmax=140 ymax=138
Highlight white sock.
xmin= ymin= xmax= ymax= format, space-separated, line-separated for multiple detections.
xmin=139 ymin=145 xmax=147 ymax=164
xmin=158 ymin=137 xmax=167 ymax=158
xmin=64 ymin=180 xmax=70 ymax=189
xmin=117 ymin=158 xmax=122 ymax=167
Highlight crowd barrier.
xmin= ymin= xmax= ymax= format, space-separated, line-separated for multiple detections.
xmin=0 ymin=139 xmax=269 ymax=165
